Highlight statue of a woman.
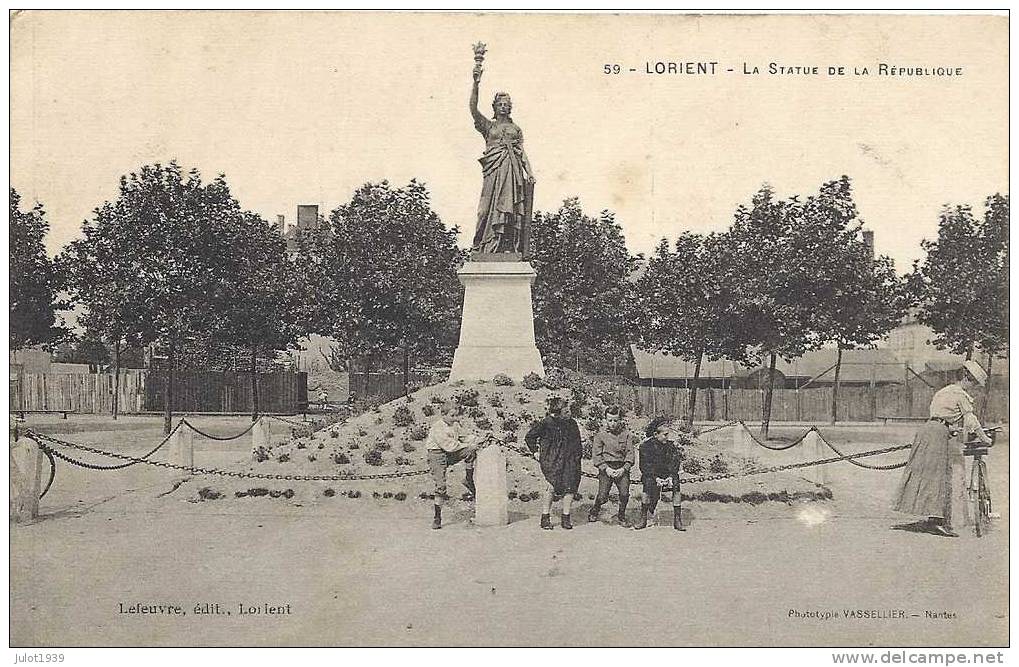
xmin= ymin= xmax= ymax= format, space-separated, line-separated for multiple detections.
xmin=469 ymin=56 xmax=535 ymax=256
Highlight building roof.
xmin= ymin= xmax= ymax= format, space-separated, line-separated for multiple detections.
xmin=631 ymin=346 xmax=907 ymax=383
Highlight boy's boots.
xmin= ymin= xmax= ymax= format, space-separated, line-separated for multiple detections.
xmin=673 ymin=508 xmax=686 ymax=531
xmin=587 ymin=503 xmax=602 ymax=522
xmin=432 ymin=505 xmax=442 ymax=530
xmin=617 ymin=498 xmax=631 ymax=527
xmin=634 ymin=504 xmax=649 ymax=530
xmin=540 ymin=513 xmax=553 ymax=530
xmin=561 ymin=513 xmax=573 ymax=530
xmin=464 ymin=468 xmax=476 ymax=498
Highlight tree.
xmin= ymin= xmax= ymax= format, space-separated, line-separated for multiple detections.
xmin=909 ymin=194 xmax=1008 ymax=415
xmin=61 ymin=162 xmax=261 ymax=432
xmin=211 ymin=208 xmax=307 ymax=420
xmin=794 ymin=177 xmax=907 ymax=423
xmin=630 ymin=233 xmax=740 ymax=425
xmin=530 ymin=199 xmax=639 ymax=372
xmin=10 ymin=188 xmax=65 ymax=350
xmin=296 ymin=180 xmax=465 ymax=394
xmin=723 ymin=186 xmax=820 ymax=439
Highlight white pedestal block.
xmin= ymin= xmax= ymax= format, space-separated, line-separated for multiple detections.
xmin=10 ymin=435 xmax=43 ymax=522
xmin=474 ymin=445 xmax=508 ymax=526
xmin=800 ymin=430 xmax=830 ymax=486
xmin=170 ymin=425 xmax=195 ymax=469
xmin=251 ymin=417 xmax=271 ymax=457
xmin=449 ymin=262 xmax=545 ymax=382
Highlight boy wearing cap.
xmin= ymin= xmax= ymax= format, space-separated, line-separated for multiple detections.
xmin=893 ymin=360 xmax=993 ymax=537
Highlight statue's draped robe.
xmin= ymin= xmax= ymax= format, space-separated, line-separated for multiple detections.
xmin=473 ymin=117 xmax=533 ymax=254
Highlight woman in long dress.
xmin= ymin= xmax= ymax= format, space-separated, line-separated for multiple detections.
xmin=893 ymin=360 xmax=993 ymax=537
xmin=469 ymin=64 xmax=535 ymax=255
xmin=524 ymin=395 xmax=582 ymax=530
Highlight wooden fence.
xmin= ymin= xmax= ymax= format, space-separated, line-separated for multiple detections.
xmin=10 ymin=370 xmax=307 ymax=415
xmin=145 ymin=370 xmax=305 ymax=413
xmin=617 ymin=385 xmax=1010 ymax=423
xmin=348 ymin=372 xmax=433 ymax=402
xmin=10 ymin=372 xmax=146 ymax=414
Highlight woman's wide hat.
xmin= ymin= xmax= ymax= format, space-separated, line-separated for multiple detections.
xmin=963 ymin=360 xmax=988 ymax=387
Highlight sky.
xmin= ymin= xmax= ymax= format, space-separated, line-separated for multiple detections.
xmin=10 ymin=11 xmax=1009 ymax=272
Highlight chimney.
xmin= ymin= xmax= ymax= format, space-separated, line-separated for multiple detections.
xmin=275 ymin=214 xmax=285 ymax=231
xmin=862 ymin=229 xmax=875 ymax=261
xmin=297 ymin=204 xmax=319 ymax=231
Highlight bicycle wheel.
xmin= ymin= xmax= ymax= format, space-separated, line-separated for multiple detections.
xmin=974 ymin=460 xmax=991 ymax=537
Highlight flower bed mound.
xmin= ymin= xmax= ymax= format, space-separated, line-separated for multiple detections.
xmin=189 ymin=375 xmax=829 ymax=511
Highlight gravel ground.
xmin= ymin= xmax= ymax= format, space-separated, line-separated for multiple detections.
xmin=10 ymin=415 xmax=1008 ymax=647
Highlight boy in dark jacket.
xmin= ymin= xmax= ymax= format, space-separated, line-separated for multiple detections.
xmin=587 ymin=406 xmax=637 ymax=526
xmin=635 ymin=416 xmax=685 ymax=531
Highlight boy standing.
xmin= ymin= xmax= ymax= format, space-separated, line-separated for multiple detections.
xmin=587 ymin=406 xmax=636 ymax=526
xmin=426 ymin=404 xmax=479 ymax=529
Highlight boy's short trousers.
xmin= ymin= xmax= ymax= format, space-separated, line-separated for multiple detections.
xmin=427 ymin=447 xmax=477 ymax=498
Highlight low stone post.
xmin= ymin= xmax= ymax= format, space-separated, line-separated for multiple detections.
xmin=474 ymin=444 xmax=508 ymax=526
xmin=800 ymin=430 xmax=830 ymax=487
xmin=730 ymin=422 xmax=755 ymax=460
xmin=10 ymin=429 xmax=43 ymax=523
xmin=251 ymin=416 xmax=271 ymax=460
xmin=170 ymin=423 xmax=195 ymax=469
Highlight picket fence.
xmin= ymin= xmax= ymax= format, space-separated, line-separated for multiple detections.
xmin=10 ymin=370 xmax=307 ymax=415
xmin=617 ymin=385 xmax=1010 ymax=423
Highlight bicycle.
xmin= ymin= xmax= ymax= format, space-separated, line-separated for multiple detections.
xmin=962 ymin=426 xmax=1002 ymax=538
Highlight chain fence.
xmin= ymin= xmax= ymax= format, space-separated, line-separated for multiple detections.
xmin=23 ymin=418 xmax=913 ymax=494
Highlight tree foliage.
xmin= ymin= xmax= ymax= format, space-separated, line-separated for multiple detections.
xmin=908 ymin=194 xmax=1009 ymax=358
xmin=530 ymin=198 xmax=639 ymax=372
xmin=296 ymin=180 xmax=465 ymax=373
xmin=10 ymin=188 xmax=65 ymax=349
xmin=798 ymin=177 xmax=906 ymax=351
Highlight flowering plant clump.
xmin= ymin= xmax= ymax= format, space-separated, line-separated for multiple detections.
xmin=681 ymin=457 xmax=704 ymax=475
xmin=253 ymin=446 xmax=270 ymax=462
xmin=276 ymin=452 xmax=290 ymax=463
xmin=522 ymin=372 xmax=543 ymax=390
xmin=474 ymin=415 xmax=493 ymax=430
xmin=709 ymin=454 xmax=729 ymax=474
xmin=430 ymin=394 xmax=446 ymax=404
xmin=323 ymin=488 xmax=336 ymax=497
xmin=501 ymin=415 xmax=520 ymax=432
xmin=408 ymin=423 xmax=429 ymax=441
xmin=422 ymin=404 xmax=436 ymax=417
xmin=503 ymin=431 xmax=518 ymax=443
xmin=395 ymin=456 xmax=412 ymax=466
xmin=542 ymin=367 xmax=570 ymax=390
xmin=467 ymin=405 xmax=484 ymax=419
xmin=453 ymin=387 xmax=480 ymax=407
xmin=584 ymin=416 xmax=601 ymax=433
xmin=515 ymin=392 xmax=530 ymax=404
xmin=332 ymin=452 xmax=350 ymax=465
xmin=364 ymin=449 xmax=385 ymax=466
xmin=402 ymin=440 xmax=417 ymax=452
xmin=487 ymin=393 xmax=504 ymax=408
xmin=394 ymin=492 xmax=407 ymax=501
xmin=393 ymin=405 xmax=415 ymax=427
xmin=493 ymin=373 xmax=515 ymax=386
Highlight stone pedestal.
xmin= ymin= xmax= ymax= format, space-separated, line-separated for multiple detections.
xmin=474 ymin=444 xmax=508 ymax=526
xmin=251 ymin=417 xmax=271 ymax=458
xmin=449 ymin=262 xmax=544 ymax=382
xmin=170 ymin=425 xmax=194 ymax=469
xmin=800 ymin=430 xmax=830 ymax=487
xmin=10 ymin=434 xmax=43 ymax=523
